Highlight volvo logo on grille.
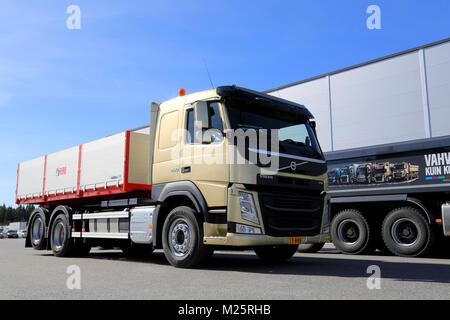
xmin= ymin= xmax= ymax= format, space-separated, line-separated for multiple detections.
xmin=290 ymin=161 xmax=297 ymax=171
xmin=278 ymin=161 xmax=308 ymax=172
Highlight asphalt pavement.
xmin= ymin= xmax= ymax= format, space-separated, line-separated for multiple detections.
xmin=0 ymin=239 xmax=449 ymax=300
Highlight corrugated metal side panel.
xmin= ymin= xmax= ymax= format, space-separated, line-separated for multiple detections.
xmin=269 ymin=40 xmax=450 ymax=152
xmin=330 ymin=51 xmax=425 ymax=151
xmin=17 ymin=157 xmax=45 ymax=200
xmin=80 ymin=132 xmax=126 ymax=191
xmin=44 ymin=146 xmax=79 ymax=195
xmin=426 ymin=42 xmax=450 ymax=137
xmin=269 ymin=77 xmax=332 ymax=152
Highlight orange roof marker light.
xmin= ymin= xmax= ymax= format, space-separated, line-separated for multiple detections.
xmin=178 ymin=88 xmax=186 ymax=96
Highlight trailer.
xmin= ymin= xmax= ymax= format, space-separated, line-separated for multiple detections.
xmin=18 ymin=86 xmax=329 ymax=267
xmin=313 ymin=136 xmax=450 ymax=257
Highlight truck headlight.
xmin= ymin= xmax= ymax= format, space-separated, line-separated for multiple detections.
xmin=236 ymin=223 xmax=261 ymax=234
xmin=238 ymin=192 xmax=259 ymax=225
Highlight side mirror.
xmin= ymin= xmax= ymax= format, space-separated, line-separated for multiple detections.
xmin=305 ymin=136 xmax=311 ymax=146
xmin=194 ymin=101 xmax=210 ymax=129
xmin=203 ymin=128 xmax=224 ymax=144
xmin=310 ymin=120 xmax=318 ymax=136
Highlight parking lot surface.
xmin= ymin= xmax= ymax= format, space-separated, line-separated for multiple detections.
xmin=0 ymin=239 xmax=449 ymax=300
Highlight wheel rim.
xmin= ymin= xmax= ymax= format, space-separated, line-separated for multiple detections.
xmin=168 ymin=218 xmax=192 ymax=257
xmin=391 ymin=218 xmax=419 ymax=247
xmin=337 ymin=219 xmax=360 ymax=244
xmin=53 ymin=222 xmax=66 ymax=251
xmin=32 ymin=217 xmax=43 ymax=245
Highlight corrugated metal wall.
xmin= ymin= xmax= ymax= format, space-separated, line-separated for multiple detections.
xmin=269 ymin=39 xmax=450 ymax=152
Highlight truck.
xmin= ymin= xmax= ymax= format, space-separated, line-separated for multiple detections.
xmin=339 ymin=165 xmax=356 ymax=184
xmin=328 ymin=168 xmax=341 ymax=184
xmin=304 ymin=136 xmax=450 ymax=257
xmin=17 ymin=86 xmax=329 ymax=268
xmin=392 ymin=162 xmax=419 ymax=181
xmin=355 ymin=163 xmax=373 ymax=184
xmin=373 ymin=162 xmax=393 ymax=183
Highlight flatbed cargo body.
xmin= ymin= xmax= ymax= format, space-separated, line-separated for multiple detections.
xmin=16 ymin=131 xmax=152 ymax=206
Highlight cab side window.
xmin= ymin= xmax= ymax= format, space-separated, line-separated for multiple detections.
xmin=186 ymin=109 xmax=196 ymax=144
xmin=209 ymin=102 xmax=223 ymax=132
xmin=185 ymin=102 xmax=224 ymax=144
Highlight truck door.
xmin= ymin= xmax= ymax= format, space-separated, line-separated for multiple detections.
xmin=180 ymin=101 xmax=229 ymax=208
xmin=152 ymin=108 xmax=181 ymax=184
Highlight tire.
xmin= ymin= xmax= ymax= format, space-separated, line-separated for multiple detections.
xmin=254 ymin=245 xmax=299 ymax=262
xmin=331 ymin=209 xmax=376 ymax=255
xmin=29 ymin=214 xmax=46 ymax=250
xmin=382 ymin=207 xmax=434 ymax=257
xmin=50 ymin=214 xmax=75 ymax=257
xmin=297 ymin=243 xmax=325 ymax=253
xmin=162 ymin=206 xmax=212 ymax=268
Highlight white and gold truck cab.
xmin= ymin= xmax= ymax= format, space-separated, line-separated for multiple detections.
xmin=149 ymin=86 xmax=329 ymax=266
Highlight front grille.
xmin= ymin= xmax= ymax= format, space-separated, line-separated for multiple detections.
xmin=258 ymin=192 xmax=324 ymax=237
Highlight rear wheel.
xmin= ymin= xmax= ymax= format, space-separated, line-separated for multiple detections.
xmin=331 ymin=209 xmax=376 ymax=255
xmin=50 ymin=214 xmax=75 ymax=257
xmin=162 ymin=206 xmax=212 ymax=268
xmin=254 ymin=245 xmax=298 ymax=262
xmin=297 ymin=243 xmax=325 ymax=253
xmin=382 ymin=207 xmax=434 ymax=257
xmin=29 ymin=214 xmax=46 ymax=250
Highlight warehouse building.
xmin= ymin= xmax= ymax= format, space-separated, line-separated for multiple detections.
xmin=266 ymin=38 xmax=450 ymax=153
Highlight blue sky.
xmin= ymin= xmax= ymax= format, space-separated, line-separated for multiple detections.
xmin=1 ymin=0 xmax=449 ymax=206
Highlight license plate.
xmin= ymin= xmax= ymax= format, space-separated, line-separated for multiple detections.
xmin=288 ymin=236 xmax=303 ymax=245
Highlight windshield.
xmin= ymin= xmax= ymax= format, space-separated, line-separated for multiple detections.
xmin=394 ymin=164 xmax=405 ymax=170
xmin=226 ymin=101 xmax=323 ymax=160
xmin=356 ymin=167 xmax=366 ymax=175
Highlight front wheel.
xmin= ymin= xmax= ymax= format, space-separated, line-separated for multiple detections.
xmin=331 ymin=209 xmax=376 ymax=255
xmin=162 ymin=206 xmax=212 ymax=268
xmin=254 ymin=245 xmax=298 ymax=262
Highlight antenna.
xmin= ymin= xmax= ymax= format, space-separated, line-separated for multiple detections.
xmin=202 ymin=57 xmax=215 ymax=89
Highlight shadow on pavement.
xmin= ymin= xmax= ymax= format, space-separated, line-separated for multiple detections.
xmin=69 ymin=249 xmax=450 ymax=285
